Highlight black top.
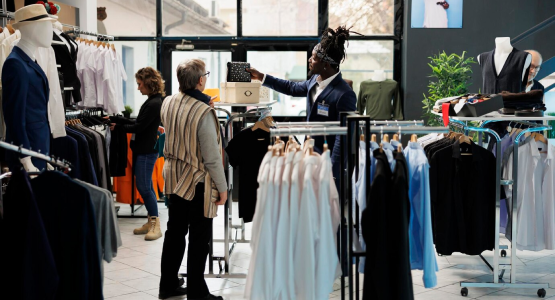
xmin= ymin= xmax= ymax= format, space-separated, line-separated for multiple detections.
xmin=479 ymin=48 xmax=530 ymax=94
xmin=362 ymin=150 xmax=414 ymax=300
xmin=530 ymin=79 xmax=545 ymax=92
xmin=428 ymin=140 xmax=496 ymax=256
xmin=52 ymin=32 xmax=82 ymax=103
xmin=225 ymin=127 xmax=270 ymax=223
xmin=111 ymin=93 xmax=163 ymax=155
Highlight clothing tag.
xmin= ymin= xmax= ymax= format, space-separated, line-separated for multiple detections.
xmin=317 ymin=102 xmax=329 ymax=117
xmin=258 ymin=138 xmax=265 ymax=141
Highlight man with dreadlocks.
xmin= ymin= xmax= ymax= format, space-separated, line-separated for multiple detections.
xmin=248 ymin=25 xmax=357 ymax=183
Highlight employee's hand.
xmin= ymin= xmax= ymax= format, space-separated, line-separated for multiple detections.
xmin=215 ymin=191 xmax=228 ymax=206
xmin=246 ymin=67 xmax=264 ymax=82
xmin=109 ymin=123 xmax=116 ymax=131
xmin=209 ymin=95 xmax=217 ymax=108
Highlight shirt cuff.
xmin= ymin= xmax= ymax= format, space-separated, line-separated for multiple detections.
xmin=262 ymin=74 xmax=267 ymax=84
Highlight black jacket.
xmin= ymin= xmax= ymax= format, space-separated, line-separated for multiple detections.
xmin=111 ymin=93 xmax=163 ymax=155
xmin=52 ymin=32 xmax=82 ymax=104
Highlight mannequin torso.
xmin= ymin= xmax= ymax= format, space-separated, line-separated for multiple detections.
xmin=478 ymin=37 xmax=531 ymax=82
xmin=372 ymin=70 xmax=386 ymax=81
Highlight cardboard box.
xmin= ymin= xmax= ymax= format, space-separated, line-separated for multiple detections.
xmin=220 ymin=82 xmax=261 ymax=104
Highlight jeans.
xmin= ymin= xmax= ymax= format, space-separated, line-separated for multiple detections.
xmin=160 ymin=185 xmax=212 ymax=297
xmin=135 ymin=153 xmax=159 ymax=217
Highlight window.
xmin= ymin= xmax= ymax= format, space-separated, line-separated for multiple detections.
xmin=242 ymin=0 xmax=318 ymax=36
xmin=112 ymin=41 xmax=158 ymax=116
xmin=341 ymin=40 xmax=394 ymax=93
xmin=162 ymin=0 xmax=237 ymax=36
xmin=97 ymin=0 xmax=157 ymax=36
xmin=248 ymin=51 xmax=308 ymax=116
xmin=329 ymin=0 xmax=394 ymax=35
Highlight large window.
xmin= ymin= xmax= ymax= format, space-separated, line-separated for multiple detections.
xmin=162 ymin=0 xmax=237 ymax=36
xmin=329 ymin=0 xmax=395 ymax=35
xmin=248 ymin=51 xmax=308 ymax=116
xmin=171 ymin=51 xmax=232 ymax=94
xmin=341 ymin=40 xmax=394 ymax=93
xmin=112 ymin=41 xmax=158 ymax=116
xmin=97 ymin=0 xmax=157 ymax=36
xmin=242 ymin=0 xmax=318 ymax=36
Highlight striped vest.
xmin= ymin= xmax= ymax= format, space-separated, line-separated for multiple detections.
xmin=161 ymin=93 xmax=221 ymax=218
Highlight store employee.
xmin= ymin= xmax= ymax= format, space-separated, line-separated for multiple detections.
xmin=248 ymin=26 xmax=357 ymax=182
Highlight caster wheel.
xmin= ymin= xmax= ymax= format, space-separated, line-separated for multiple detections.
xmin=461 ymin=287 xmax=468 ymax=297
xmin=538 ymin=288 xmax=546 ymax=298
xmin=501 ymin=250 xmax=507 ymax=257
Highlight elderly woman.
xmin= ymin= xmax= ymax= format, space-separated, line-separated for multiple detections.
xmin=158 ymin=59 xmax=227 ymax=300
xmin=108 ymin=67 xmax=165 ymax=241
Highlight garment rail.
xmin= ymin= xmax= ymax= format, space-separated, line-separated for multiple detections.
xmin=65 ymin=29 xmax=114 ymax=41
xmin=442 ymin=116 xmax=553 ymax=298
xmin=275 ymin=120 xmax=424 ymax=127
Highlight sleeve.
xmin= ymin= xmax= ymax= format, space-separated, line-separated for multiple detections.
xmin=357 ymin=84 xmax=366 ymax=115
xmin=198 ymin=114 xmax=228 ymax=193
xmin=392 ymin=82 xmax=404 ymax=120
xmin=331 ymin=90 xmax=357 ymax=178
xmin=117 ymin=101 xmax=160 ymax=133
xmin=262 ymin=74 xmax=310 ymax=97
xmin=2 ymin=58 xmax=31 ymax=155
xmin=45 ymin=48 xmax=66 ymax=138
xmin=224 ymin=132 xmax=242 ymax=167
xmin=109 ymin=115 xmax=134 ymax=125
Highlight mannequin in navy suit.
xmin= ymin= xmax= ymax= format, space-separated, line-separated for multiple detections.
xmin=1 ymin=6 xmax=56 ymax=171
xmin=248 ymin=26 xmax=357 ymax=183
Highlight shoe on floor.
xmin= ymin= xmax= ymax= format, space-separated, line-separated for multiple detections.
xmin=158 ymin=286 xmax=187 ymax=299
xmin=188 ymin=294 xmax=224 ymax=300
xmin=133 ymin=216 xmax=150 ymax=235
xmin=145 ymin=216 xmax=163 ymax=241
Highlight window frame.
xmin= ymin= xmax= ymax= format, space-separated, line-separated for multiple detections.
xmin=111 ymin=0 xmax=403 ymax=121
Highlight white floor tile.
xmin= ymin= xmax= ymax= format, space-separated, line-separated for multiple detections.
xmin=103 ymin=283 xmax=139 ymax=298
xmin=105 ymin=268 xmax=153 ymax=282
xmin=121 ymin=275 xmax=161 ymax=292
xmin=106 ymin=291 xmax=159 ymax=299
xmin=415 ymin=289 xmax=477 ymax=300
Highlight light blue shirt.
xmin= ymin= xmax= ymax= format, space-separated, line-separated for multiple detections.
xmin=403 ymin=142 xmax=438 ymax=288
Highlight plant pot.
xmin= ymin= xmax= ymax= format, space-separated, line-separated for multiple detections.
xmin=123 ymin=112 xmax=131 ymax=118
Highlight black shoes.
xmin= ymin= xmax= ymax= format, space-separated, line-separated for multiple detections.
xmin=158 ymin=278 xmax=187 ymax=299
xmin=188 ymin=294 xmax=224 ymax=300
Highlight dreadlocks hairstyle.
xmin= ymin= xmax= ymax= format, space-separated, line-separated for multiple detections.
xmin=315 ymin=25 xmax=362 ymax=69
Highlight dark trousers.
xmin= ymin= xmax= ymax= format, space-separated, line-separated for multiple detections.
xmin=160 ymin=183 xmax=212 ymax=298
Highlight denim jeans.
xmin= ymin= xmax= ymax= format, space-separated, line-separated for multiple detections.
xmin=135 ymin=153 xmax=159 ymax=217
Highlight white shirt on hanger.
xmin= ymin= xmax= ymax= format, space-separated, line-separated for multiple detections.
xmin=288 ymin=149 xmax=305 ymax=298
xmin=81 ymin=44 xmax=99 ymax=107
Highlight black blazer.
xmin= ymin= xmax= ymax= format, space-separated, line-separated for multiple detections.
xmin=52 ymin=32 xmax=82 ymax=103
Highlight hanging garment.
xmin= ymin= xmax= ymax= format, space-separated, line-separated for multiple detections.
xmin=66 ymin=126 xmax=98 ymax=185
xmin=31 ymin=171 xmax=104 ymax=300
xmin=0 ymin=170 xmax=59 ymax=300
xmin=423 ymin=0 xmax=448 ymax=28
xmin=503 ymin=140 xmax=555 ymax=251
xmin=109 ymin=125 xmax=129 ymax=177
xmin=429 ymin=140 xmax=496 ymax=255
xmin=51 ymin=135 xmax=82 ymax=180
xmin=403 ymin=142 xmax=438 ymax=288
xmin=225 ymin=128 xmax=271 ymax=222
xmin=479 ymin=48 xmax=531 ymax=94
xmin=362 ymin=150 xmax=414 ymax=300
xmin=52 ymin=32 xmax=82 ymax=104
xmin=357 ymin=79 xmax=403 ymax=120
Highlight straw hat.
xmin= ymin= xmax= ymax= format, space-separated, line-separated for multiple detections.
xmin=12 ymin=4 xmax=58 ymax=30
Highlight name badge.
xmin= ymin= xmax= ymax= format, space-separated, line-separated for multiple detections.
xmin=317 ymin=102 xmax=329 ymax=117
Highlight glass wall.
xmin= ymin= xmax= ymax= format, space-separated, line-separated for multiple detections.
xmin=248 ymin=51 xmax=308 ymax=116
xmin=97 ymin=0 xmax=157 ymax=36
xmin=329 ymin=0 xmax=395 ymax=35
xmin=112 ymin=41 xmax=158 ymax=117
xmin=162 ymin=0 xmax=238 ymax=36
xmin=242 ymin=0 xmax=318 ymax=36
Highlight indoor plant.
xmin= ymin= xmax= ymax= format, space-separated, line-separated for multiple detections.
xmin=422 ymin=51 xmax=476 ymax=126
xmin=123 ymin=105 xmax=133 ymax=118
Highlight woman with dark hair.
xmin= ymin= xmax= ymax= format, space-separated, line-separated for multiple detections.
xmin=107 ymin=67 xmax=165 ymax=241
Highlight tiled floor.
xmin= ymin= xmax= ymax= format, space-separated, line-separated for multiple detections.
xmin=106 ymin=203 xmax=555 ymax=299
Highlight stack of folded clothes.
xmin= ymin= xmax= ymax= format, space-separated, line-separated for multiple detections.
xmin=500 ymin=90 xmax=545 ymax=115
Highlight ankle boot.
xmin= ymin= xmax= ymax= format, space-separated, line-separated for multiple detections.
xmin=145 ymin=216 xmax=163 ymax=241
xmin=133 ymin=216 xmax=150 ymax=235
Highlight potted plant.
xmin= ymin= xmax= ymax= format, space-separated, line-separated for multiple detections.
xmin=123 ymin=105 xmax=133 ymax=118
xmin=422 ymin=51 xmax=476 ymax=126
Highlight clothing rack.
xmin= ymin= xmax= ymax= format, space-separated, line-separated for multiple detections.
xmin=275 ymin=120 xmax=424 ymax=127
xmin=441 ymin=116 xmax=554 ymax=298
xmin=64 ymin=29 xmax=114 ymax=41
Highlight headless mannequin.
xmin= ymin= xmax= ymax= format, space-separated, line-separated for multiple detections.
xmin=53 ymin=21 xmax=72 ymax=52
xmin=372 ymin=70 xmax=386 ymax=81
xmin=478 ymin=37 xmax=531 ymax=82
xmin=12 ymin=21 xmax=53 ymax=172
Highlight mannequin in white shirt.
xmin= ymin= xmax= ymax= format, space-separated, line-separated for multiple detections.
xmin=14 ymin=19 xmax=54 ymax=172
xmin=372 ymin=69 xmax=386 ymax=81
xmin=478 ymin=37 xmax=531 ymax=82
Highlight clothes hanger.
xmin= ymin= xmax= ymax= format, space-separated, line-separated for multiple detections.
xmin=360 ymin=125 xmax=365 ymax=142
xmin=393 ymin=134 xmax=399 ymax=142
xmin=252 ymin=120 xmax=270 ymax=132
xmin=396 ymin=128 xmax=402 ymax=152
xmin=323 ymin=127 xmax=329 ymax=152
xmin=534 ymin=132 xmax=548 ymax=145
xmin=371 ymin=134 xmax=377 ymax=143
xmin=6 ymin=24 xmax=15 ymax=34
xmin=379 ymin=127 xmax=384 ymax=153
xmin=411 ymin=134 xmax=418 ymax=142
xmin=382 ymin=133 xmax=390 ymax=143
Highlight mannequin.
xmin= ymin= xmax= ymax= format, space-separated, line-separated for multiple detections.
xmin=53 ymin=21 xmax=72 ymax=52
xmin=1 ymin=5 xmax=57 ymax=171
xmin=372 ymin=70 xmax=386 ymax=81
xmin=478 ymin=37 xmax=531 ymax=82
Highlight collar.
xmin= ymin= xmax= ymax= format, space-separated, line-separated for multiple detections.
xmin=451 ymin=140 xmax=483 ymax=162
xmin=184 ymin=89 xmax=211 ymax=104
xmin=316 ymin=71 xmax=341 ymax=89
xmin=146 ymin=93 xmax=162 ymax=102
xmin=408 ymin=141 xmax=424 ymax=150
xmin=12 ymin=46 xmax=32 ymax=63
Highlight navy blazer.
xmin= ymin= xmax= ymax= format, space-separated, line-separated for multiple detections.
xmin=263 ymin=72 xmax=357 ymax=180
xmin=2 ymin=46 xmax=50 ymax=170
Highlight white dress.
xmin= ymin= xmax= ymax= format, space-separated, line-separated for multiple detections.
xmin=423 ymin=0 xmax=448 ymax=28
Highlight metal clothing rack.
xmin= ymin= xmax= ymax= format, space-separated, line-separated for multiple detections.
xmin=64 ymin=29 xmax=114 ymax=41
xmin=438 ymin=115 xmax=554 ymax=298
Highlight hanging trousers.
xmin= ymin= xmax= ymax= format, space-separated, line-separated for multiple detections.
xmin=160 ymin=183 xmax=212 ymax=298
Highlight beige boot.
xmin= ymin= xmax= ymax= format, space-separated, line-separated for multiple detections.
xmin=145 ymin=216 xmax=163 ymax=241
xmin=133 ymin=216 xmax=150 ymax=235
